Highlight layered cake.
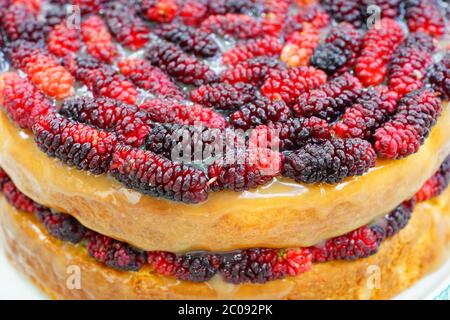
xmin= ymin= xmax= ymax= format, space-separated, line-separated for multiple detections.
xmin=0 ymin=0 xmax=449 ymax=299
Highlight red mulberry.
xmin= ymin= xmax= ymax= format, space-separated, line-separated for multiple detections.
xmin=292 ymin=73 xmax=362 ymax=122
xmin=103 ymin=1 xmax=150 ymax=50
xmin=140 ymin=0 xmax=178 ymax=23
xmin=6 ymin=40 xmax=74 ymax=99
xmin=291 ymin=5 xmax=330 ymax=29
xmin=80 ymin=15 xmax=119 ymax=63
xmin=208 ymin=148 xmax=283 ymax=192
xmin=59 ymin=97 xmax=151 ymax=147
xmin=201 ymin=14 xmax=261 ymax=39
xmin=374 ymin=88 xmax=442 ymax=159
xmin=0 ymin=72 xmax=53 ymax=130
xmin=32 ymin=112 xmax=118 ymax=174
xmin=310 ymin=226 xmax=380 ymax=262
xmin=68 ymin=57 xmax=139 ymax=105
xmin=87 ymin=233 xmax=147 ymax=271
xmin=118 ymin=58 xmax=184 ymax=100
xmin=109 ymin=144 xmax=209 ymax=203
xmin=415 ymin=156 xmax=450 ymax=202
xmin=388 ymin=33 xmax=436 ymax=98
xmin=147 ymin=251 xmax=218 ymax=282
xmin=209 ymin=0 xmax=262 ymax=16
xmin=46 ymin=21 xmax=81 ymax=57
xmin=140 ymin=98 xmax=227 ymax=129
xmin=1 ymin=4 xmax=44 ymax=42
xmin=220 ymin=56 xmax=285 ymax=87
xmin=219 ymin=248 xmax=312 ymax=284
xmin=426 ymin=53 xmax=450 ymax=100
xmin=282 ymin=138 xmax=376 ymax=184
xmin=360 ymin=0 xmax=402 ymax=19
xmin=355 ymin=18 xmax=404 ymax=86
xmin=72 ymin=0 xmax=105 ymax=14
xmin=261 ymin=66 xmax=327 ymax=106
xmin=333 ymin=85 xmax=398 ymax=139
xmin=222 ymin=36 xmax=282 ymax=65
xmin=155 ymin=23 xmax=219 ymax=58
xmin=405 ymin=0 xmax=445 ymax=38
xmin=145 ymin=42 xmax=218 ymax=86
xmin=1 ymin=178 xmax=39 ymax=214
xmin=311 ymin=22 xmax=362 ymax=75
xmin=229 ymin=98 xmax=292 ymax=130
xmin=190 ymin=82 xmax=257 ymax=111
xmin=281 ymin=28 xmax=321 ymax=68
xmin=179 ymin=0 xmax=208 ymax=26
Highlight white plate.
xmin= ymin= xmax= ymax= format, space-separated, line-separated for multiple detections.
xmin=0 ymin=245 xmax=448 ymax=300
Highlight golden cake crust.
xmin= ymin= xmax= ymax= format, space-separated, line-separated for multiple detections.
xmin=1 ymin=187 xmax=449 ymax=300
xmin=0 ymin=105 xmax=449 ymax=252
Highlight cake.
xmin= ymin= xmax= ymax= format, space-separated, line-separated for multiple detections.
xmin=0 ymin=0 xmax=449 ymax=300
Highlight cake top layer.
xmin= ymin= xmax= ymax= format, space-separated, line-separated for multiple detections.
xmin=0 ymin=0 xmax=449 ymax=204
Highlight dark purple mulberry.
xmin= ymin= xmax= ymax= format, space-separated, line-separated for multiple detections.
xmin=282 ymin=138 xmax=376 ymax=184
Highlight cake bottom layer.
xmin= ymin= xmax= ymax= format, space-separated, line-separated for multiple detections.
xmin=1 ymin=187 xmax=449 ymax=300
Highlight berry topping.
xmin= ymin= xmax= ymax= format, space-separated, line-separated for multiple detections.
xmin=222 ymin=36 xmax=283 ymax=65
xmin=1 ymin=3 xmax=44 ymax=42
xmin=252 ymin=117 xmax=331 ymax=151
xmin=220 ymin=56 xmax=285 ymax=87
xmin=147 ymin=251 xmax=218 ymax=282
xmin=155 ymin=23 xmax=219 ymax=58
xmin=282 ymin=138 xmax=376 ymax=184
xmin=379 ymin=200 xmax=415 ymax=239
xmin=321 ymin=0 xmax=363 ymax=27
xmin=103 ymin=1 xmax=150 ymax=50
xmin=46 ymin=21 xmax=81 ymax=57
xmin=145 ymin=123 xmax=223 ymax=161
xmin=292 ymin=73 xmax=362 ymax=122
xmin=118 ymin=58 xmax=184 ymax=100
xmin=208 ymin=148 xmax=283 ymax=192
xmin=73 ymin=0 xmax=105 ymax=14
xmin=35 ymin=207 xmax=86 ymax=243
xmin=261 ymin=66 xmax=327 ymax=106
xmin=201 ymin=14 xmax=261 ymax=39
xmin=145 ymin=42 xmax=218 ymax=86
xmin=139 ymin=0 xmax=179 ymax=23
xmin=415 ymin=156 xmax=450 ymax=202
xmin=140 ymin=98 xmax=227 ymax=129
xmin=426 ymin=53 xmax=450 ymax=100
xmin=311 ymin=226 xmax=380 ymax=262
xmin=109 ymin=144 xmax=209 ymax=203
xmin=32 ymin=112 xmax=118 ymax=174
xmin=229 ymin=98 xmax=291 ymax=130
xmin=59 ymin=97 xmax=151 ymax=147
xmin=190 ymin=82 xmax=257 ymax=111
xmin=0 ymin=72 xmax=53 ymax=129
xmin=67 ymin=57 xmax=138 ymax=105
xmin=281 ymin=28 xmax=320 ymax=68
xmin=1 ymin=178 xmax=39 ymax=214
xmin=405 ymin=0 xmax=446 ymax=38
xmin=374 ymin=88 xmax=442 ymax=159
xmin=179 ymin=0 xmax=209 ymax=26
xmin=311 ymin=22 xmax=362 ymax=75
xmin=6 ymin=40 xmax=74 ymax=99
xmin=87 ymin=233 xmax=147 ymax=271
xmin=388 ymin=33 xmax=436 ymax=98
xmin=333 ymin=85 xmax=398 ymax=139
xmin=80 ymin=15 xmax=119 ymax=63
xmin=220 ymin=248 xmax=312 ymax=284
xmin=355 ymin=18 xmax=405 ymax=87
